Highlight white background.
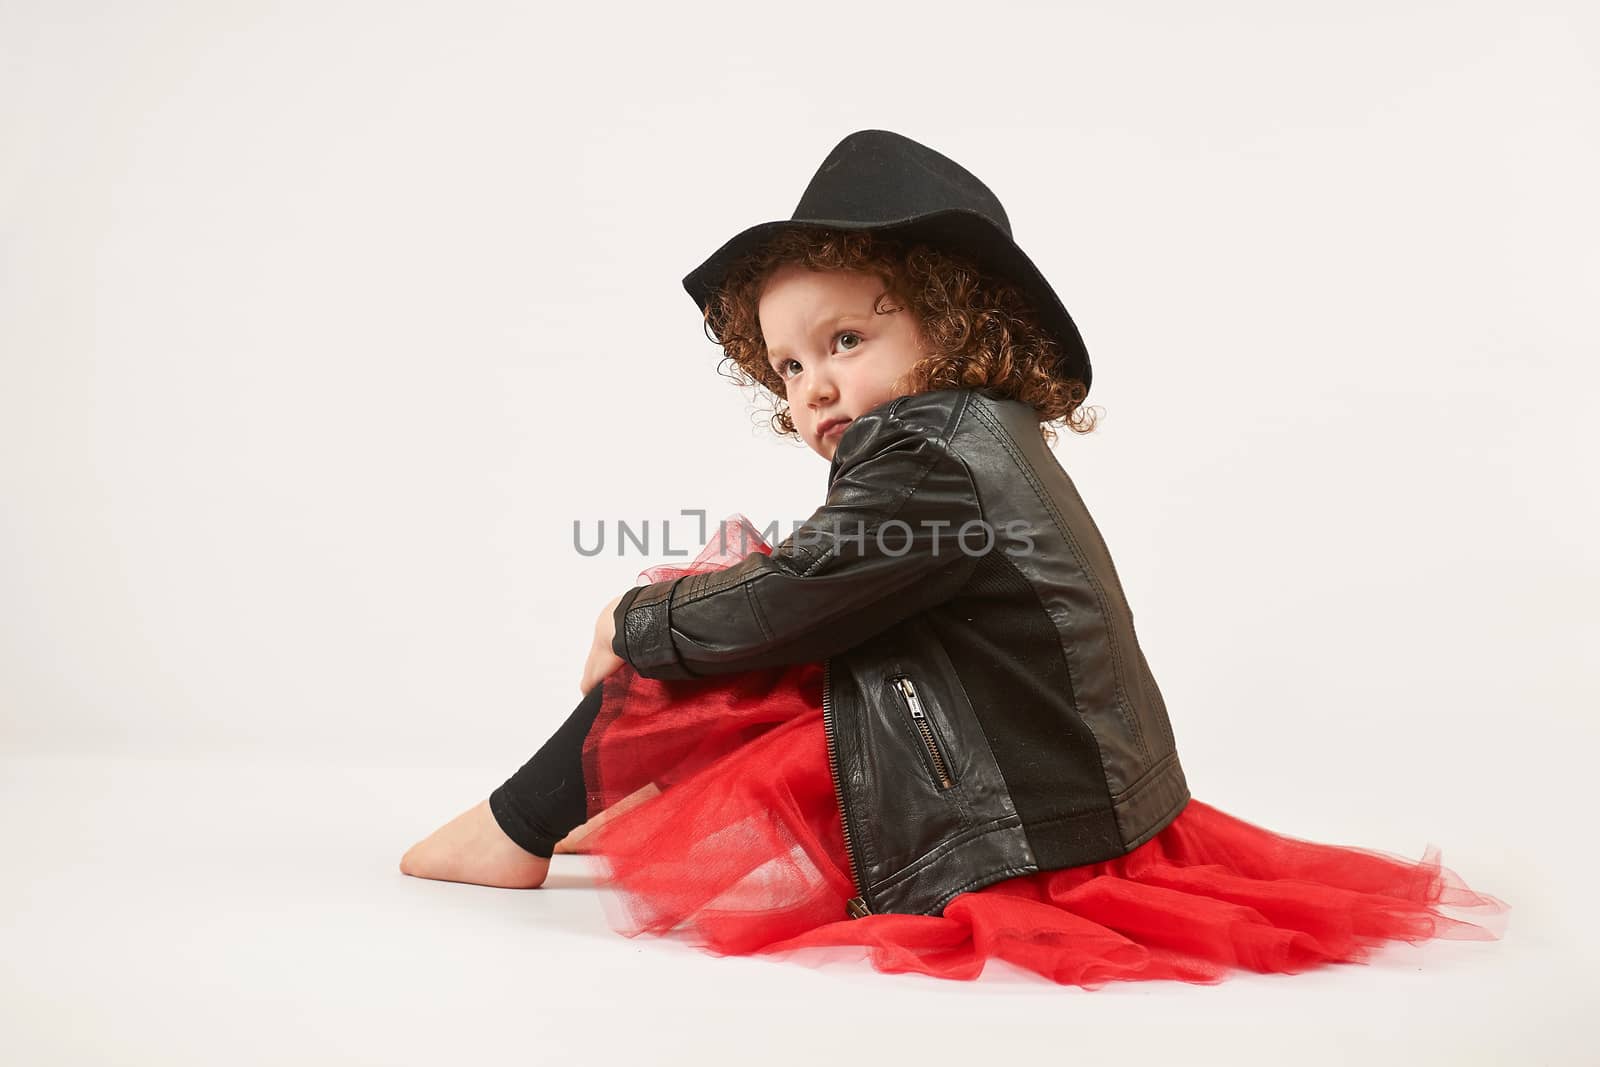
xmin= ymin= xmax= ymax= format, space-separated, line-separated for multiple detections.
xmin=2 ymin=1 xmax=1594 ymax=1063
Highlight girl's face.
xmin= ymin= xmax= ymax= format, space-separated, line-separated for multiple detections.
xmin=757 ymin=263 xmax=929 ymax=461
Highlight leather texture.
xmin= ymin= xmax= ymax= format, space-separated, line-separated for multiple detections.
xmin=612 ymin=386 xmax=1190 ymax=917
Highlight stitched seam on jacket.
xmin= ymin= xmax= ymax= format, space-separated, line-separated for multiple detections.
xmin=930 ymin=865 xmax=1040 ymax=916
xmin=1118 ymin=786 xmax=1191 ymax=853
xmin=1113 ymin=749 xmax=1179 ymax=803
xmin=745 ymin=583 xmax=773 ymax=643
xmin=965 ymin=401 xmax=1152 ymax=765
xmin=1018 ymin=756 xmax=1183 ymax=831
xmin=913 ymin=794 xmax=1186 ymax=914
xmin=659 ymin=577 xmax=694 ymax=675
xmin=867 ymin=813 xmax=1023 ymax=894
xmin=1024 ymin=807 xmax=1121 ymax=829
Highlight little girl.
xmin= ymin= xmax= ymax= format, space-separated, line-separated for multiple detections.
xmin=401 ymin=129 xmax=1508 ymax=987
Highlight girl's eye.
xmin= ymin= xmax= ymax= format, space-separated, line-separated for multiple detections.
xmin=772 ymin=331 xmax=860 ymax=380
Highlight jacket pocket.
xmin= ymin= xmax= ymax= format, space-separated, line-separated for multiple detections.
xmin=892 ymin=674 xmax=957 ymax=790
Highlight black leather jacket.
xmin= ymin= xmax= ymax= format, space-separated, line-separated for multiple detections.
xmin=611 ymin=386 xmax=1191 ymax=918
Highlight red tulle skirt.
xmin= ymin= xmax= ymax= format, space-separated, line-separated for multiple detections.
xmin=574 ymin=516 xmax=1509 ymax=987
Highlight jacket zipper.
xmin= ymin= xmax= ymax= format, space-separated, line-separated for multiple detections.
xmin=823 ymin=659 xmax=872 ymax=918
xmin=894 ymin=676 xmax=955 ymax=789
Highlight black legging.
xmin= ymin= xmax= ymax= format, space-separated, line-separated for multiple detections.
xmin=488 ymin=682 xmax=604 ymax=859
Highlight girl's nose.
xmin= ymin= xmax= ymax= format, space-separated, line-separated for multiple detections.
xmin=800 ymin=365 xmax=837 ymax=408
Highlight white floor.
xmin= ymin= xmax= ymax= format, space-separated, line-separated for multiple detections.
xmin=1 ymin=751 xmax=1579 ymax=1066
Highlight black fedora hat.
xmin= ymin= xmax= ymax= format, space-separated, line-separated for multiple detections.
xmin=681 ymin=128 xmax=1092 ymax=393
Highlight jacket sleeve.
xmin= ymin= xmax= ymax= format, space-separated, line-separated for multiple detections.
xmin=610 ymin=403 xmax=985 ymax=679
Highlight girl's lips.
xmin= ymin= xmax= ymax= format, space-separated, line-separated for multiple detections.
xmin=821 ymin=419 xmax=852 ymax=438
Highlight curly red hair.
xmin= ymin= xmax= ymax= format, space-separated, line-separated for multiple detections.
xmin=699 ymin=227 xmax=1101 ymax=446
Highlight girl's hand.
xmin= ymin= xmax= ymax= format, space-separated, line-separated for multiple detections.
xmin=580 ymin=592 xmax=627 ymax=696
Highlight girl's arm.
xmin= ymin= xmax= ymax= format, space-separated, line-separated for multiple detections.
xmin=612 ymin=405 xmax=983 ymax=679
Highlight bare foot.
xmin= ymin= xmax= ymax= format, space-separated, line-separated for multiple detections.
xmin=552 ymin=782 xmax=663 ymax=854
xmin=399 ymin=799 xmax=551 ymax=888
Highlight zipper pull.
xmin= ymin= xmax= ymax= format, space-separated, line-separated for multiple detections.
xmin=896 ymin=681 xmax=934 ymax=723
xmin=846 ymin=895 xmax=871 ymax=919
xmin=898 ymin=677 xmax=927 ymax=719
